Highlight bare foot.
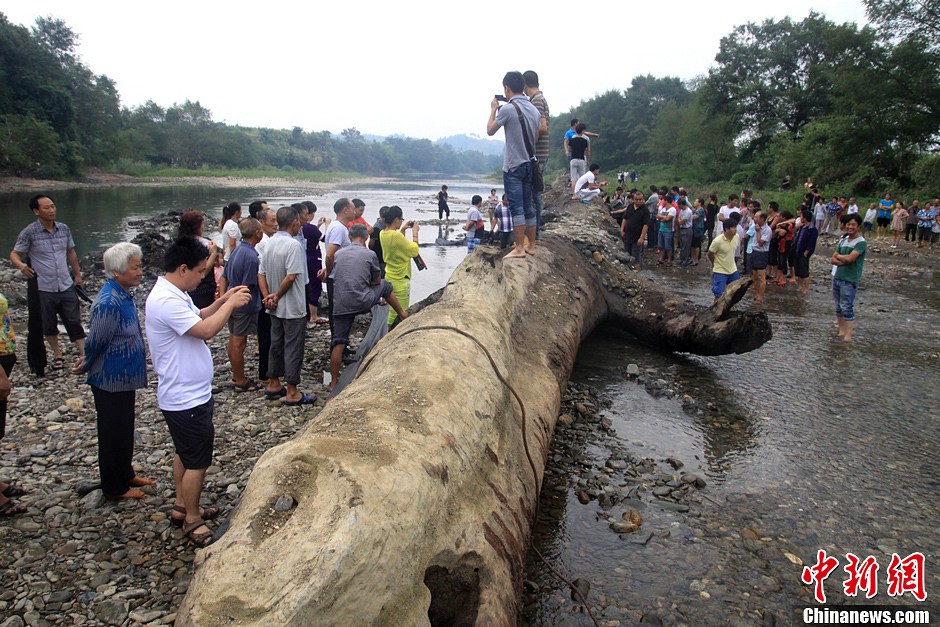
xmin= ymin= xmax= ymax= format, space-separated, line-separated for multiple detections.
xmin=504 ymin=249 xmax=527 ymax=259
xmin=525 ymin=248 xmax=536 ymax=255
xmin=129 ymin=476 xmax=156 ymax=487
xmin=109 ymin=488 xmax=147 ymax=500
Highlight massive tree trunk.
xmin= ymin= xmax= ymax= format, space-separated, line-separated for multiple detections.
xmin=177 ymin=182 xmax=770 ymax=626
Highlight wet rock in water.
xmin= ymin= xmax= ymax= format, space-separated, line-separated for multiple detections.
xmin=665 ymin=457 xmax=683 ymax=470
xmin=681 ymin=473 xmax=707 ymax=489
xmin=576 ymin=490 xmax=591 ymax=504
xmin=652 ymin=486 xmax=673 ymax=498
xmin=95 ymin=599 xmax=129 ymax=625
xmin=610 ymin=520 xmax=639 ymax=533
xmin=606 ymin=458 xmax=628 ymax=470
xmin=622 ymin=508 xmax=643 ymax=527
xmin=570 ymin=578 xmax=591 ymax=602
xmin=626 ymin=363 xmax=640 ymax=377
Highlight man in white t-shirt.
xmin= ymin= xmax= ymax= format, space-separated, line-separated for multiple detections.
xmin=145 ymin=236 xmax=250 ymax=547
xmin=574 ymin=164 xmax=608 ymax=202
xmin=717 ymin=194 xmax=740 ymax=224
xmin=253 ymin=207 xmax=279 ymax=385
xmin=322 ymin=198 xmax=357 ymax=340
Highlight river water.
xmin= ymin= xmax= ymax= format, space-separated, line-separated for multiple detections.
xmin=524 ymin=262 xmax=940 ymax=625
xmin=0 ymin=180 xmax=490 ymax=303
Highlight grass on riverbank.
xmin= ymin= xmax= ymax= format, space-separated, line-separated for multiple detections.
xmin=114 ymin=164 xmax=363 ymax=183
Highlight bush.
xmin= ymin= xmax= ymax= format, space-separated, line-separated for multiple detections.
xmin=911 ymin=155 xmax=940 ymax=193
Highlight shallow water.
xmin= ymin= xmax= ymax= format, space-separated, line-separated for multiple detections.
xmin=0 ymin=180 xmax=491 ymax=302
xmin=526 ymin=262 xmax=940 ymax=625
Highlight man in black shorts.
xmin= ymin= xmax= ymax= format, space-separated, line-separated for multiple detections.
xmin=145 ymin=237 xmax=250 ymax=546
xmin=621 ymin=192 xmax=650 ymax=270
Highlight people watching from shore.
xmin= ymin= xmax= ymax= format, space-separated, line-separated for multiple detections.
xmin=145 ymin=236 xmax=251 ymax=546
xmin=493 ymin=194 xmax=514 ymax=249
xmin=749 ymin=211 xmax=771 ymax=304
xmin=380 ymin=206 xmax=420 ymax=325
xmin=300 ymin=201 xmax=328 ymax=325
xmin=248 ymin=200 xmax=269 ymax=220
xmin=831 ymin=214 xmax=867 ymax=343
xmin=567 ymin=123 xmax=590 ymax=193
xmin=0 ymin=291 xmax=25 ymax=516
xmin=487 ymin=70 xmax=541 ymax=260
xmin=437 ymin=185 xmax=450 ymax=221
xmin=220 ymin=202 xmax=242 ymax=261
xmin=74 ymin=242 xmax=153 ymax=501
xmin=10 ymin=194 xmax=86 ymax=370
xmin=876 ymin=192 xmax=894 ymax=239
xmin=793 ymin=208 xmax=818 ymax=295
xmin=890 ymin=202 xmax=909 ymax=249
xmin=708 ymin=219 xmax=741 ymax=300
xmin=464 ymin=195 xmax=486 ymax=253
xmin=620 ymin=191 xmax=649 ymax=270
xmin=329 ymin=224 xmax=409 ymax=390
xmin=917 ymin=201 xmax=937 ymax=249
xmin=677 ymin=198 xmax=694 ymax=266
xmin=259 ymin=207 xmax=315 ymax=407
xmin=219 ymin=218 xmax=263 ymax=393
xmin=574 ymin=164 xmax=607 ymax=203
xmin=656 ymin=194 xmax=678 ymax=266
xmin=178 ymin=211 xmax=221 ymax=309
xmin=323 ymin=198 xmax=356 ymax=338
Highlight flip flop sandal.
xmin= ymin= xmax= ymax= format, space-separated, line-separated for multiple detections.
xmin=283 ymin=392 xmax=318 ymax=407
xmin=171 ymin=504 xmax=221 ymax=526
xmin=51 ymin=357 xmax=65 ymax=370
xmin=234 ymin=380 xmax=261 ymax=393
xmin=182 ymin=518 xmax=214 ymax=547
xmin=264 ymin=387 xmax=287 ymax=399
xmin=0 ymin=500 xmax=27 ymax=516
xmin=2 ymin=484 xmax=27 ymax=498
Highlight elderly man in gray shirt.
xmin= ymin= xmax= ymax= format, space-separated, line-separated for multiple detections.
xmin=10 ymin=194 xmax=86 ymax=369
xmin=259 ymin=206 xmax=315 ymax=406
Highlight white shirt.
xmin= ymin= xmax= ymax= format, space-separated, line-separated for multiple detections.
xmin=575 ymin=171 xmax=595 ymax=193
xmin=222 ymin=219 xmax=242 ymax=261
xmin=847 ymin=204 xmax=859 ymax=215
xmin=255 ymin=233 xmax=271 ymax=265
xmin=145 ymin=277 xmax=213 ymax=411
xmin=718 ymin=204 xmax=737 ymax=223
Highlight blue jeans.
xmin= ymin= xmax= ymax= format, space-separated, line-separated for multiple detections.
xmin=712 ymin=271 xmax=740 ymax=298
xmin=658 ymin=230 xmax=674 ymax=252
xmin=503 ymin=161 xmax=536 ymax=228
xmin=832 ymin=278 xmax=858 ymax=321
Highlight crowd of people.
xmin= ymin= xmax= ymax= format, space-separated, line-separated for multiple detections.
xmin=0 ymin=193 xmax=421 ymax=544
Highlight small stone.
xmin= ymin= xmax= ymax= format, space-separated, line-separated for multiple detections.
xmin=652 ymin=486 xmax=672 ymax=498
xmin=64 ymin=398 xmax=84 ymax=411
xmin=626 ymin=363 xmax=640 ymax=377
xmin=610 ymin=521 xmax=639 ymax=534
xmin=273 ymin=495 xmax=295 ymax=512
xmin=44 ymin=410 xmax=61 ymax=422
xmin=592 ymin=251 xmax=603 ymax=263
xmin=95 ymin=599 xmax=128 ymax=625
xmin=12 ymin=519 xmax=40 ymax=533
xmin=129 ymin=609 xmax=163 ymax=624
xmin=681 ymin=473 xmax=706 ymax=489
xmin=81 ymin=489 xmax=105 ymax=510
xmin=742 ymin=528 xmax=759 ymax=541
xmin=1 ymin=616 xmax=25 ymax=627
xmin=665 ymin=457 xmax=683 ymax=470
xmin=605 ymin=459 xmax=628 ymax=470
xmin=557 ymin=413 xmax=574 ymax=425
xmin=622 ymin=508 xmax=643 ymax=526
xmin=576 ymin=490 xmax=591 ymax=504
xmin=46 ymin=591 xmax=71 ymax=604
xmin=570 ymin=578 xmax=591 ymax=602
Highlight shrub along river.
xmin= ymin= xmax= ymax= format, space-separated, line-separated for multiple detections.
xmin=2 ymin=182 xmax=937 ymax=625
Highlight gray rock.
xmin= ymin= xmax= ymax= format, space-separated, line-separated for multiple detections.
xmin=274 ymin=495 xmax=296 ymax=512
xmin=81 ymin=489 xmax=105 ymax=510
xmin=665 ymin=457 xmax=683 ymax=470
xmin=605 ymin=459 xmax=628 ymax=470
xmin=626 ymin=363 xmax=640 ymax=377
xmin=681 ymin=473 xmax=707 ymax=489
xmin=652 ymin=486 xmax=673 ymax=497
xmin=570 ymin=578 xmax=591 ymax=602
xmin=1 ymin=615 xmax=25 ymax=627
xmin=129 ymin=609 xmax=163 ymax=623
xmin=94 ymin=599 xmax=128 ymax=625
xmin=46 ymin=591 xmax=71 ymax=604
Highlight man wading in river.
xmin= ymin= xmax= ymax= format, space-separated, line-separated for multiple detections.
xmin=487 ymin=70 xmax=541 ymax=259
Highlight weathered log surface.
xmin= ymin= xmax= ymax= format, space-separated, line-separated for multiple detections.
xmin=177 ymin=182 xmax=770 ymax=626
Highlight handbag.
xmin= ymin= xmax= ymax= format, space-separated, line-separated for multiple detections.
xmin=509 ymin=100 xmax=544 ymax=193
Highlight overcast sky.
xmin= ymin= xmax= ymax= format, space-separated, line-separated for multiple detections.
xmin=3 ymin=0 xmax=869 ymax=142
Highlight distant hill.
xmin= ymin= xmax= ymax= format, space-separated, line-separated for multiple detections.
xmin=435 ymin=134 xmax=504 ymax=156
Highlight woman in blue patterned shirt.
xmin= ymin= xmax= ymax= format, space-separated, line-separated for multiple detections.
xmin=73 ymin=243 xmax=152 ymax=500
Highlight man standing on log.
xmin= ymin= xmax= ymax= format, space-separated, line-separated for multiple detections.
xmin=523 ymin=70 xmax=549 ymax=244
xmin=488 ymin=71 xmax=541 ymax=259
